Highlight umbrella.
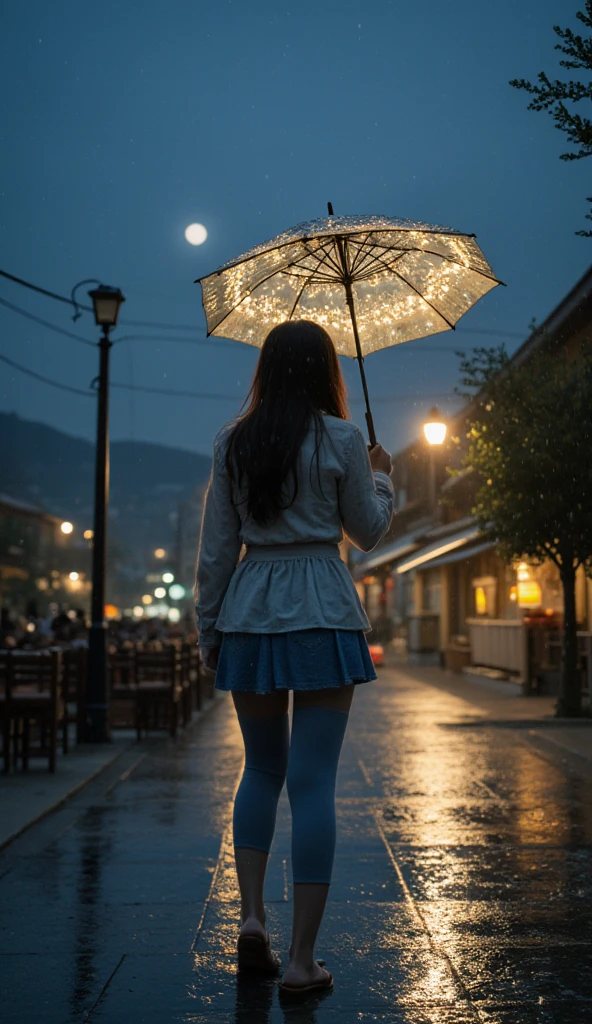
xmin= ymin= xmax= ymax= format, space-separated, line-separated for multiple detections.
xmin=196 ymin=205 xmax=503 ymax=445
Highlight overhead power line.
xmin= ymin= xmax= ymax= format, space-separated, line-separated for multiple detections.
xmin=2 ymin=349 xmax=460 ymax=405
xmin=0 ymin=267 xmax=525 ymax=340
xmin=0 ymin=268 xmax=200 ymax=332
xmin=0 ymin=296 xmax=96 ymax=346
xmin=0 ymin=353 xmax=95 ymax=397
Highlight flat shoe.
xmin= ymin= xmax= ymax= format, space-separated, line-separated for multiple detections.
xmin=278 ymin=971 xmax=334 ymax=1001
xmin=237 ymin=932 xmax=280 ymax=975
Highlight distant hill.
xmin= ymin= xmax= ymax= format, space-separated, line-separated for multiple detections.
xmin=2 ymin=412 xmax=212 ymax=563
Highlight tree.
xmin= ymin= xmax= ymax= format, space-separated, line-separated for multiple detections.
xmin=510 ymin=2 xmax=592 ymax=236
xmin=454 ymin=345 xmax=592 ymax=716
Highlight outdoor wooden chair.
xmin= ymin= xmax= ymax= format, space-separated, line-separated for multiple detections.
xmin=178 ymin=643 xmax=195 ymax=723
xmin=61 ymin=646 xmax=87 ymax=749
xmin=4 ymin=650 xmax=63 ymax=773
xmin=135 ymin=646 xmax=183 ymax=738
xmin=108 ymin=647 xmax=139 ymax=738
xmin=0 ymin=650 xmax=15 ymax=772
xmin=182 ymin=642 xmax=202 ymax=713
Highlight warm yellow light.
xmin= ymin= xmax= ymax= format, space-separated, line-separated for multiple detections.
xmin=104 ymin=604 xmax=119 ymax=619
xmin=168 ymin=608 xmax=181 ymax=623
xmin=84 ymin=529 xmax=94 ymax=540
xmin=516 ymin=562 xmax=530 ymax=582
xmin=517 ymin=580 xmax=542 ymax=608
xmin=509 ymin=586 xmax=517 ymax=602
xmin=133 ymin=605 xmax=144 ymax=618
xmin=475 ymin=586 xmax=487 ymax=615
xmin=424 ymin=421 xmax=447 ymax=445
xmin=423 ymin=407 xmax=447 ymax=446
xmin=69 ymin=571 xmax=79 ymax=581
xmin=154 ymin=587 xmax=166 ymax=599
xmin=162 ymin=572 xmax=174 ymax=584
xmin=154 ymin=548 xmax=166 ymax=559
xmin=61 ymin=521 xmax=74 ymax=535
xmin=141 ymin=594 xmax=153 ymax=605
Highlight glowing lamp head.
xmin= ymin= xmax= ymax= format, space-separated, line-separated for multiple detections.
xmin=61 ymin=521 xmax=74 ymax=535
xmin=162 ymin=572 xmax=174 ymax=584
xmin=154 ymin=548 xmax=166 ymax=560
xmin=154 ymin=587 xmax=166 ymax=599
xmin=88 ymin=284 xmax=125 ymax=327
xmin=69 ymin=571 xmax=79 ymax=581
xmin=423 ymin=407 xmax=447 ymax=446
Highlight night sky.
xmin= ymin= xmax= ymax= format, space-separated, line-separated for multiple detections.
xmin=1 ymin=0 xmax=589 ymax=459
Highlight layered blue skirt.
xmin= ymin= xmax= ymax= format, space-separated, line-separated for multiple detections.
xmin=215 ymin=628 xmax=377 ymax=694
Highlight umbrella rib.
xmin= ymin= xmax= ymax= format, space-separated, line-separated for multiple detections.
xmin=197 ymin=226 xmax=468 ymax=282
xmin=206 ymin=268 xmax=299 ymax=336
xmin=348 ymin=234 xmax=374 ymax=275
xmin=356 ymin=240 xmax=503 ymax=285
xmin=390 ymin=269 xmax=457 ymax=330
xmin=287 ymin=276 xmax=311 ymax=320
xmin=350 ymin=248 xmax=411 ymax=281
xmin=302 ymin=240 xmax=344 ymax=276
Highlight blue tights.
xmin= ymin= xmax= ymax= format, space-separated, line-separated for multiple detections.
xmin=233 ymin=706 xmax=350 ymax=884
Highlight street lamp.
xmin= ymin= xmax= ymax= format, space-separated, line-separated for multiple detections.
xmin=423 ymin=407 xmax=447 ymax=511
xmin=85 ymin=283 xmax=125 ymax=743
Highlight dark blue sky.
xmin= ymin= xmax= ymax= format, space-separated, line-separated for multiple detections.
xmin=1 ymin=0 xmax=589 ymax=458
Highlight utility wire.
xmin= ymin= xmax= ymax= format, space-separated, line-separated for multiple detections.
xmin=0 ymin=301 xmax=479 ymax=356
xmin=0 ymin=353 xmax=95 ymax=397
xmin=109 ymin=380 xmax=458 ymax=404
xmin=2 ymin=349 xmax=459 ymax=405
xmin=0 ymin=267 xmax=525 ymax=339
xmin=0 ymin=269 xmax=200 ymax=331
xmin=0 ymin=296 xmax=96 ymax=346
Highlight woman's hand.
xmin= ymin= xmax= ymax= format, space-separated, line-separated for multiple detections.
xmin=200 ymin=645 xmax=220 ymax=674
xmin=368 ymin=444 xmax=392 ymax=476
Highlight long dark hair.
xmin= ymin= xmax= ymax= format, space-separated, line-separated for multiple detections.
xmin=226 ymin=320 xmax=349 ymax=526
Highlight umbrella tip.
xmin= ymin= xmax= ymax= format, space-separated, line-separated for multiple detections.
xmin=327 ymin=201 xmax=334 ymax=216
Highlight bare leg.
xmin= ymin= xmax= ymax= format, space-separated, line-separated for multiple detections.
xmin=283 ymin=684 xmax=355 ymax=987
xmin=235 ymin=848 xmax=269 ymax=939
xmin=232 ymin=690 xmax=289 ymax=940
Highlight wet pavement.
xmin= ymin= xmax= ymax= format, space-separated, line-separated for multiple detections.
xmin=2 ymin=667 xmax=592 ymax=1023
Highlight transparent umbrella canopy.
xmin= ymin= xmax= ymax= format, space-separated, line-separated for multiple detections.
xmin=196 ymin=207 xmax=503 ymax=444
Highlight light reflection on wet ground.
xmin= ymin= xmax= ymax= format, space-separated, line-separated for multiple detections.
xmin=1 ymin=669 xmax=592 ymax=1022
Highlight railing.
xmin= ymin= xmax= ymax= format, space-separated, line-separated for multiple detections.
xmin=466 ymin=618 xmax=528 ymax=681
xmin=466 ymin=619 xmax=592 ymax=701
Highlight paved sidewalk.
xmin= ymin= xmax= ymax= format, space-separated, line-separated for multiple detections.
xmin=0 ymin=740 xmax=129 ymax=850
xmin=0 ymin=697 xmax=222 ymax=850
xmin=2 ymin=666 xmax=592 ymax=1022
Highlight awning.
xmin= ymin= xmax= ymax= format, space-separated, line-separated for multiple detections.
xmin=422 ymin=539 xmax=495 ymax=569
xmin=353 ymin=530 xmax=422 ymax=576
xmin=397 ymin=525 xmax=492 ymax=574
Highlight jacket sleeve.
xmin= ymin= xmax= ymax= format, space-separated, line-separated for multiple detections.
xmin=338 ymin=426 xmax=394 ymax=552
xmin=195 ymin=433 xmax=242 ymax=647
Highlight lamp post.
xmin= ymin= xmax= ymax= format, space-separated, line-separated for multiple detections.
xmin=85 ymin=284 xmax=125 ymax=743
xmin=423 ymin=406 xmax=447 ymax=513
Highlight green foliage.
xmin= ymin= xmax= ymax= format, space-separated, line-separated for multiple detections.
xmin=454 ymin=345 xmax=592 ymax=576
xmin=509 ymin=2 xmax=592 ymax=235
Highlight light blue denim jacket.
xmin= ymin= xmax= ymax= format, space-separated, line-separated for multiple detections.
xmin=196 ymin=415 xmax=394 ymax=647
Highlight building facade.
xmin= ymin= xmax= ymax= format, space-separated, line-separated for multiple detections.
xmin=354 ymin=266 xmax=592 ymax=689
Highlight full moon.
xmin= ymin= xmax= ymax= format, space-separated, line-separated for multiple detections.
xmin=185 ymin=223 xmax=208 ymax=246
